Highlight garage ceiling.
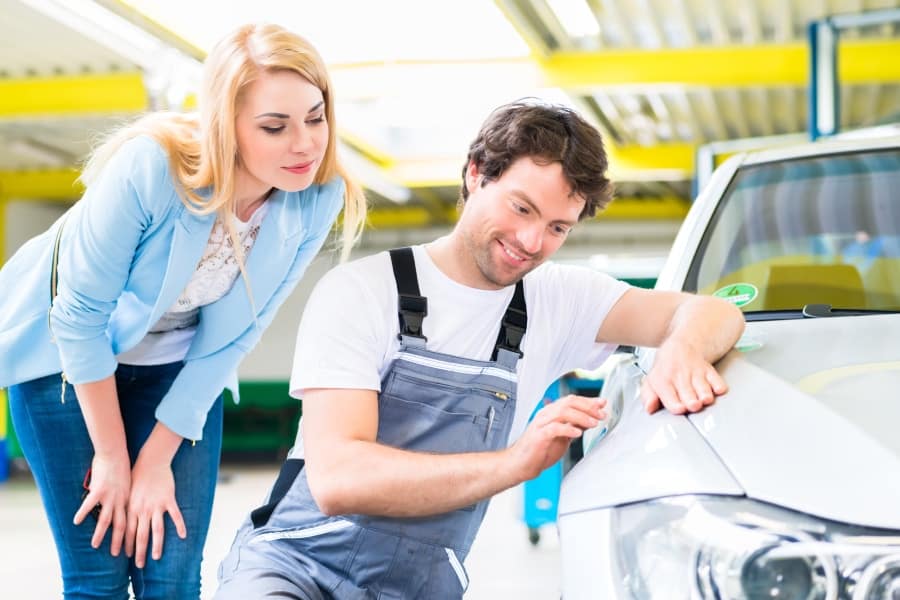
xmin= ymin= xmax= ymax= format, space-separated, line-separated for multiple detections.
xmin=0 ymin=0 xmax=898 ymax=229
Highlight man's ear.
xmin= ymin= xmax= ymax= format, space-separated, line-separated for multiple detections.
xmin=465 ymin=161 xmax=481 ymax=195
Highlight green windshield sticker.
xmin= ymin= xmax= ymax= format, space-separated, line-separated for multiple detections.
xmin=712 ymin=283 xmax=758 ymax=307
xmin=735 ymin=333 xmax=763 ymax=353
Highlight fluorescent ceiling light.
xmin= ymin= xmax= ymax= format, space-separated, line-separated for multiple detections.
xmin=23 ymin=0 xmax=167 ymax=68
xmin=21 ymin=0 xmax=201 ymax=106
xmin=545 ymin=0 xmax=601 ymax=39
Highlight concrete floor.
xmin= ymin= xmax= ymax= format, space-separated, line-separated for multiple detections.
xmin=0 ymin=462 xmax=561 ymax=599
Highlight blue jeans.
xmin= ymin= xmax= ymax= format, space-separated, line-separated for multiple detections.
xmin=8 ymin=362 xmax=223 ymax=600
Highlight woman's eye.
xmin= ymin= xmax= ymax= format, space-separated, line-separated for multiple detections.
xmin=512 ymin=202 xmax=528 ymax=214
xmin=261 ymin=126 xmax=285 ymax=134
xmin=306 ymin=116 xmax=325 ymax=125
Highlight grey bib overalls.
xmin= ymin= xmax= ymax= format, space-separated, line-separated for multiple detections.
xmin=216 ymin=248 xmax=528 ymax=599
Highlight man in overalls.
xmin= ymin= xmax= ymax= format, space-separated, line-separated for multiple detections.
xmin=216 ymin=101 xmax=745 ymax=598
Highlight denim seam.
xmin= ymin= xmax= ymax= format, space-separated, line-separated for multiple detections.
xmin=131 ymin=564 xmax=145 ymax=599
xmin=18 ymin=381 xmax=82 ymax=583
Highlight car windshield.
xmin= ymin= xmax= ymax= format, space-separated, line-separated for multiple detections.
xmin=685 ymin=147 xmax=900 ymax=315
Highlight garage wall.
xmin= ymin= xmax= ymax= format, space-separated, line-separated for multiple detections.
xmin=3 ymin=201 xmax=68 ymax=259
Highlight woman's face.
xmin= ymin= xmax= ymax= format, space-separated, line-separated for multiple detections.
xmin=234 ymin=69 xmax=329 ymax=199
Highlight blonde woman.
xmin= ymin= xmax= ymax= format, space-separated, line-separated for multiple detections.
xmin=0 ymin=23 xmax=365 ymax=598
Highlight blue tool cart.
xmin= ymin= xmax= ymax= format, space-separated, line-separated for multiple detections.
xmin=520 ymin=374 xmax=605 ymax=545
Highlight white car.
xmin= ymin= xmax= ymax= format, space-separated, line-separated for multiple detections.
xmin=559 ymin=135 xmax=900 ymax=600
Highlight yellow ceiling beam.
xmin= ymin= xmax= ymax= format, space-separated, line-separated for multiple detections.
xmin=0 ymin=143 xmax=691 ymax=206
xmin=338 ymin=128 xmax=396 ymax=169
xmin=837 ymin=38 xmax=900 ymax=83
xmin=0 ymin=73 xmax=147 ymax=117
xmin=365 ymin=196 xmax=688 ymax=229
xmin=367 ymin=205 xmax=454 ymax=229
xmin=543 ymin=45 xmax=804 ymax=88
xmin=598 ymin=196 xmax=689 ymax=220
xmin=329 ymin=39 xmax=900 ymax=96
xmin=0 ymin=168 xmax=685 ymax=225
xmin=0 ymin=169 xmax=84 ymax=201
xmin=541 ymin=39 xmax=900 ymax=89
xmin=608 ymin=143 xmax=694 ymax=176
xmin=0 ymin=199 xmax=7 ymax=265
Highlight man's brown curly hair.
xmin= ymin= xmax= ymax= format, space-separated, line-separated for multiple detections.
xmin=459 ymin=100 xmax=613 ymax=220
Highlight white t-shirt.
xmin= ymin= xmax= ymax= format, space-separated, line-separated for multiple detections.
xmin=289 ymin=244 xmax=630 ymax=455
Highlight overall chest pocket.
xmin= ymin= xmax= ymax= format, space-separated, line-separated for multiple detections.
xmin=378 ymin=370 xmax=510 ymax=455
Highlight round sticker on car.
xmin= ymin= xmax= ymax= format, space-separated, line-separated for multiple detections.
xmin=712 ymin=283 xmax=758 ymax=307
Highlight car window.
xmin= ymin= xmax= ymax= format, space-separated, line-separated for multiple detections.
xmin=685 ymin=147 xmax=900 ymax=314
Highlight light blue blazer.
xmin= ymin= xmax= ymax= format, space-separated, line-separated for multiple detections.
xmin=0 ymin=136 xmax=344 ymax=440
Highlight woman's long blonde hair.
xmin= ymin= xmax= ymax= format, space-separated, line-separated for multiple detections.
xmin=81 ymin=23 xmax=366 ymax=266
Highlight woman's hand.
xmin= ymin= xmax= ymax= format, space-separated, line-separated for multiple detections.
xmin=123 ymin=422 xmax=187 ymax=568
xmin=125 ymin=451 xmax=187 ymax=568
xmin=73 ymin=451 xmax=131 ymax=556
xmin=70 ymin=377 xmax=130 ymax=555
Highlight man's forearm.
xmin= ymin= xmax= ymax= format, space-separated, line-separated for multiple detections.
xmin=306 ymin=440 xmax=521 ymax=518
xmin=664 ymin=295 xmax=744 ymax=361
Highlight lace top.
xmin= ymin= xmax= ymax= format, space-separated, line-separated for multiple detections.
xmin=154 ymin=202 xmax=269 ymax=329
xmin=116 ymin=203 xmax=269 ymax=365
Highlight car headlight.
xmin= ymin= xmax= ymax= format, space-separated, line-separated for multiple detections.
xmin=610 ymin=495 xmax=900 ymax=599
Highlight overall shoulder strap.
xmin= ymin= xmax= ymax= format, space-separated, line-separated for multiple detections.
xmin=389 ymin=247 xmax=428 ymax=348
xmin=492 ymin=279 xmax=527 ymax=368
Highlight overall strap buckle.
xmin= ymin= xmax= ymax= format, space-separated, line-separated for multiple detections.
xmin=398 ymin=294 xmax=428 ymax=339
xmin=389 ymin=248 xmax=428 ymax=346
xmin=492 ymin=279 xmax=527 ymax=365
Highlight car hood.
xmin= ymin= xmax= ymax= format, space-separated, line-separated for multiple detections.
xmin=687 ymin=313 xmax=900 ymax=529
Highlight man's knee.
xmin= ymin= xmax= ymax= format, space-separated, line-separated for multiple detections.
xmin=215 ymin=568 xmax=324 ymax=600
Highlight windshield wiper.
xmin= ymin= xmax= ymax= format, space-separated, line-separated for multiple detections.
xmin=801 ymin=304 xmax=900 ymax=318
xmin=740 ymin=305 xmax=900 ymax=321
xmin=741 ymin=309 xmax=806 ymax=321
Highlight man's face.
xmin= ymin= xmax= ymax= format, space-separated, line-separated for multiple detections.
xmin=457 ymin=156 xmax=584 ymax=289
